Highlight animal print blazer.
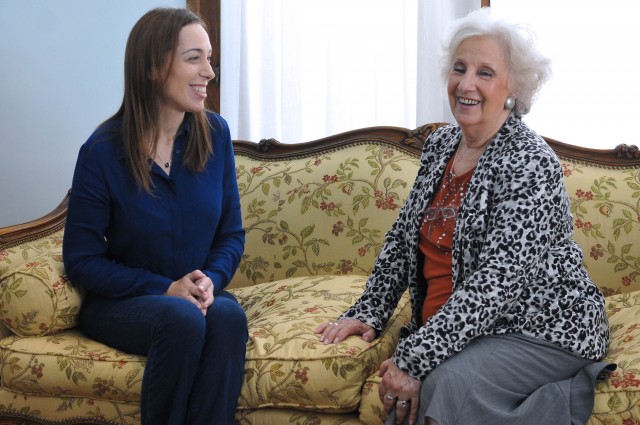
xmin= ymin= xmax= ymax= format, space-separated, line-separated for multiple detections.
xmin=340 ymin=114 xmax=610 ymax=380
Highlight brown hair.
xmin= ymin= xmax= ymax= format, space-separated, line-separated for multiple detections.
xmin=108 ymin=7 xmax=213 ymax=192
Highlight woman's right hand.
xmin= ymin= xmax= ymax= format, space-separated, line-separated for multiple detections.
xmin=165 ymin=270 xmax=212 ymax=315
xmin=315 ymin=318 xmax=376 ymax=344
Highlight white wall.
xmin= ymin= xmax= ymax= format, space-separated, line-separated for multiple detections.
xmin=0 ymin=0 xmax=184 ymax=228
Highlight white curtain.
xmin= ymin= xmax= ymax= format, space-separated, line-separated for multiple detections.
xmin=417 ymin=1 xmax=478 ymax=126
xmin=221 ymin=0 xmax=480 ymax=143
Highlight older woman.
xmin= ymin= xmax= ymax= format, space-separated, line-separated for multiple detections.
xmin=316 ymin=8 xmax=613 ymax=425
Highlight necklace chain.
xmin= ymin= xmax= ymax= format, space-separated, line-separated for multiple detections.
xmin=422 ymin=148 xmax=470 ymax=251
xmin=154 ymin=149 xmax=172 ymax=169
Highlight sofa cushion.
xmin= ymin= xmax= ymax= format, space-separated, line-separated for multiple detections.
xmin=0 ymin=328 xmax=144 ymax=403
xmin=0 ymin=250 xmax=83 ymax=336
xmin=235 ymin=407 xmax=361 ymax=425
xmin=228 ymin=275 xmax=411 ymax=413
xmin=590 ymin=290 xmax=640 ymax=422
xmin=359 ymin=373 xmax=386 ymax=425
xmin=560 ymin=159 xmax=640 ymax=296
xmin=0 ymin=387 xmax=140 ymax=425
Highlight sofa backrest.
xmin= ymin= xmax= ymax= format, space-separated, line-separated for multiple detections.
xmin=548 ymin=140 xmax=640 ymax=296
xmin=229 ymin=124 xmax=443 ymax=288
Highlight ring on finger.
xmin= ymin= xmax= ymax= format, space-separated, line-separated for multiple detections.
xmin=384 ymin=394 xmax=396 ymax=401
xmin=397 ymin=399 xmax=409 ymax=408
xmin=330 ymin=322 xmax=338 ymax=326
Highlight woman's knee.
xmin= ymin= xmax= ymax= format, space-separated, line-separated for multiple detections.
xmin=155 ymin=297 xmax=207 ymax=342
xmin=208 ymin=292 xmax=247 ymax=326
xmin=206 ymin=291 xmax=248 ymax=340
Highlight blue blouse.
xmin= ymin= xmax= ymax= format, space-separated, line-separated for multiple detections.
xmin=63 ymin=112 xmax=245 ymax=299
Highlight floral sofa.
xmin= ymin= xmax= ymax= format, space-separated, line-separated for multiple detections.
xmin=0 ymin=123 xmax=639 ymax=425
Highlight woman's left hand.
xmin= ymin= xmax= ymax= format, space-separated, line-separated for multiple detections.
xmin=191 ymin=270 xmax=214 ymax=313
xmin=378 ymin=358 xmax=421 ymax=425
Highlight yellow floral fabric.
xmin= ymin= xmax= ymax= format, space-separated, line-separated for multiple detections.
xmin=0 ymin=328 xmax=144 ymax=402
xmin=0 ymin=387 xmax=140 ymax=425
xmin=231 ymin=144 xmax=421 ymax=288
xmin=229 ymin=275 xmax=411 ymax=412
xmin=359 ymin=374 xmax=386 ymax=425
xmin=235 ymin=407 xmax=362 ymax=425
xmin=589 ymin=290 xmax=640 ymax=424
xmin=0 ymin=328 xmax=144 ymax=424
xmin=0 ymin=229 xmax=84 ymax=336
xmin=560 ymin=160 xmax=640 ymax=296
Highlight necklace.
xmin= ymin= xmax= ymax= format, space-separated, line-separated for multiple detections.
xmin=154 ymin=150 xmax=172 ymax=169
xmin=422 ymin=148 xmax=471 ymax=251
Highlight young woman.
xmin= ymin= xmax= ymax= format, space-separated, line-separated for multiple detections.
xmin=63 ymin=8 xmax=246 ymax=424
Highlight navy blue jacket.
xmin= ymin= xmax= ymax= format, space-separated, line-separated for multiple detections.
xmin=63 ymin=112 xmax=244 ymax=299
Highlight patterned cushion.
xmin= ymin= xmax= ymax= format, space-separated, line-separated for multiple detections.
xmin=359 ymin=374 xmax=386 ymax=425
xmin=232 ymin=143 xmax=420 ymax=288
xmin=0 ymin=328 xmax=144 ymax=403
xmin=228 ymin=275 xmax=411 ymax=412
xmin=0 ymin=387 xmax=140 ymax=425
xmin=0 ymin=235 xmax=83 ymax=336
xmin=590 ymin=290 xmax=640 ymax=424
xmin=235 ymin=408 xmax=361 ymax=425
xmin=560 ymin=159 xmax=640 ymax=296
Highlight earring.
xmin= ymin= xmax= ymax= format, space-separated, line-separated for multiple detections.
xmin=504 ymin=96 xmax=516 ymax=110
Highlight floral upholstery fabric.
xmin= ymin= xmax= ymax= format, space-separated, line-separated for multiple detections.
xmin=235 ymin=408 xmax=362 ymax=425
xmin=0 ymin=229 xmax=84 ymax=337
xmin=590 ymin=291 xmax=640 ymax=424
xmin=231 ymin=143 xmax=421 ymax=288
xmin=560 ymin=159 xmax=640 ymax=296
xmin=0 ymin=230 xmax=83 ymax=336
xmin=0 ymin=388 xmax=140 ymax=425
xmin=230 ymin=275 xmax=411 ymax=412
xmin=553 ymin=156 xmax=640 ymax=424
xmin=0 ymin=328 xmax=144 ymax=424
xmin=359 ymin=374 xmax=386 ymax=425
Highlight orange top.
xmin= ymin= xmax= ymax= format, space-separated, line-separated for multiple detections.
xmin=419 ymin=157 xmax=473 ymax=325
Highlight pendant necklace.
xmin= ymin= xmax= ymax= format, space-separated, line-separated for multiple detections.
xmin=155 ymin=150 xmax=172 ymax=169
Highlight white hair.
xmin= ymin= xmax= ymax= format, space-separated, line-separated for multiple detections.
xmin=440 ymin=8 xmax=552 ymax=116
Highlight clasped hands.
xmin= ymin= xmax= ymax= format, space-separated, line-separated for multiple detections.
xmin=166 ymin=269 xmax=213 ymax=315
xmin=315 ymin=319 xmax=422 ymax=425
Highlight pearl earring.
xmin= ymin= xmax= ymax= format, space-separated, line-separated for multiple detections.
xmin=504 ymin=96 xmax=516 ymax=110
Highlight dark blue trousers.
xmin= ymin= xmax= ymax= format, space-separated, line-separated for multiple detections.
xmin=80 ymin=291 xmax=248 ymax=425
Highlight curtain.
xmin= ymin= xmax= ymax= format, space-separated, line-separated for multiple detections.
xmin=221 ymin=0 xmax=480 ymax=143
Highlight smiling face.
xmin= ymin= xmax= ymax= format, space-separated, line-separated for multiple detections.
xmin=447 ymin=35 xmax=512 ymax=141
xmin=158 ymin=23 xmax=215 ymax=116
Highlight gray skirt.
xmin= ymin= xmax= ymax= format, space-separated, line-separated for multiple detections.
xmin=385 ymin=333 xmax=615 ymax=425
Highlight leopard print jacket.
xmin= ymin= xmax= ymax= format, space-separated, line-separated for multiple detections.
xmin=340 ymin=114 xmax=610 ymax=381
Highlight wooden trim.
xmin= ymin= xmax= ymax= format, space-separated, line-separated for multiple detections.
xmin=0 ymin=191 xmax=69 ymax=247
xmin=233 ymin=123 xmax=447 ymax=160
xmin=187 ymin=0 xmax=221 ymax=113
xmin=544 ymin=136 xmax=640 ymax=167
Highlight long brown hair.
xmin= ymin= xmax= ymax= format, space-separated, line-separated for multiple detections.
xmin=108 ymin=7 xmax=213 ymax=192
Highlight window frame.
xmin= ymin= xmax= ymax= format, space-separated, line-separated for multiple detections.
xmin=188 ymin=0 xmax=221 ymax=113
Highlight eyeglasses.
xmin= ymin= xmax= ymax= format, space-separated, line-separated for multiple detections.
xmin=423 ymin=206 xmax=458 ymax=222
